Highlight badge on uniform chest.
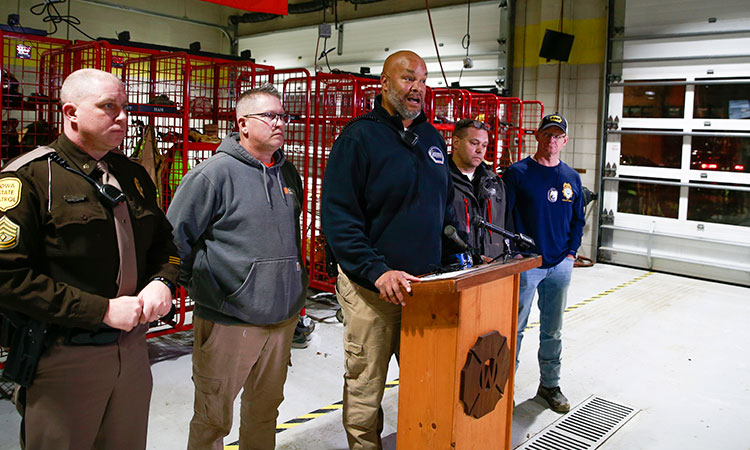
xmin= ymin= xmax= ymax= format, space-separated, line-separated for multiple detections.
xmin=562 ymin=182 xmax=574 ymax=202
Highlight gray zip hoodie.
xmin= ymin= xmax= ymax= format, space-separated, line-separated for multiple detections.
xmin=167 ymin=133 xmax=304 ymax=325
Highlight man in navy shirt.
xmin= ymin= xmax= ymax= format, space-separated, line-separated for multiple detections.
xmin=504 ymin=113 xmax=585 ymax=413
xmin=321 ymin=50 xmax=457 ymax=449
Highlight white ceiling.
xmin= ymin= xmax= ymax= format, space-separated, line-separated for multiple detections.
xmin=238 ymin=1 xmax=506 ymax=88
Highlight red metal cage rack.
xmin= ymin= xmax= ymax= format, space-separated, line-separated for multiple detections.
xmin=1 ymin=31 xmax=69 ymax=164
xmin=519 ymin=100 xmax=545 ymax=161
xmin=1 ymin=30 xmax=547 ymax=349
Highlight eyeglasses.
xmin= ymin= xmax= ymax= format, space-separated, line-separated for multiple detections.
xmin=538 ymin=131 xmax=567 ymax=141
xmin=454 ymin=119 xmax=491 ymax=133
xmin=242 ymin=112 xmax=292 ymax=123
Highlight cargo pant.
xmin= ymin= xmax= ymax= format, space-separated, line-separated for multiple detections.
xmin=187 ymin=314 xmax=296 ymax=450
xmin=20 ymin=325 xmax=152 ymax=450
xmin=336 ymin=269 xmax=401 ymax=450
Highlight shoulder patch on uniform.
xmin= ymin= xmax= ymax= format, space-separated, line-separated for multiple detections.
xmin=0 ymin=177 xmax=22 ymax=212
xmin=428 ymin=146 xmax=445 ymax=164
xmin=0 ymin=215 xmax=20 ymax=250
xmin=168 ymin=256 xmax=181 ymax=266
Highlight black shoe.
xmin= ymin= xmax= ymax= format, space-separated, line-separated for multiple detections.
xmin=291 ymin=329 xmax=310 ymax=348
xmin=296 ymin=316 xmax=315 ymax=337
xmin=537 ymin=385 xmax=570 ymax=413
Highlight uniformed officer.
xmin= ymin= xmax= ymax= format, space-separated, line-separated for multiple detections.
xmin=0 ymin=68 xmax=180 ymax=449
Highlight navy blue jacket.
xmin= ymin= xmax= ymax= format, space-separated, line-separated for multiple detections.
xmin=321 ymin=96 xmax=458 ymax=291
xmin=504 ymin=156 xmax=585 ymax=268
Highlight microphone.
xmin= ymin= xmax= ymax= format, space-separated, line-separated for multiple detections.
xmin=443 ymin=225 xmax=475 ymax=269
xmin=443 ymin=225 xmax=470 ymax=252
xmin=471 ymin=217 xmax=536 ymax=250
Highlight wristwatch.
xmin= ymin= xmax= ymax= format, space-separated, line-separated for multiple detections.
xmin=151 ymin=276 xmax=177 ymax=296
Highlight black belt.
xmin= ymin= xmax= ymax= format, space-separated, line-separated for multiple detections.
xmin=64 ymin=327 xmax=121 ymax=346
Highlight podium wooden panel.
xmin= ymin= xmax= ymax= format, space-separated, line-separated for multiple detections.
xmin=397 ymin=256 xmax=541 ymax=450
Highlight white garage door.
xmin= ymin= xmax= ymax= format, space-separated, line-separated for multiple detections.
xmin=599 ymin=0 xmax=750 ymax=286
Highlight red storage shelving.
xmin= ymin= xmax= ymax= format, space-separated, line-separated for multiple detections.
xmin=519 ymin=99 xmax=545 ymax=161
xmin=1 ymin=31 xmax=69 ymax=165
xmin=1 ymin=30 xmax=547 ymax=342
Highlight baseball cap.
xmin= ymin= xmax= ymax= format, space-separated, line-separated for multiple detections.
xmin=538 ymin=113 xmax=568 ymax=133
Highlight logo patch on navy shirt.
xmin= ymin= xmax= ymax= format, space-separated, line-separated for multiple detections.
xmin=547 ymin=187 xmax=558 ymax=203
xmin=428 ymin=146 xmax=444 ymax=164
xmin=562 ymin=182 xmax=574 ymax=202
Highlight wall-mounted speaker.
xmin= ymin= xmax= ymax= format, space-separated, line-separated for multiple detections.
xmin=539 ymin=29 xmax=575 ymax=62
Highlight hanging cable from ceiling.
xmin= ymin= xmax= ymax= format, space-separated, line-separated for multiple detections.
xmin=314 ymin=0 xmax=336 ymax=72
xmin=458 ymin=0 xmax=472 ymax=85
xmin=30 ymin=0 xmax=97 ymax=40
xmin=314 ymin=30 xmax=322 ymax=72
xmin=324 ymin=2 xmax=335 ymax=71
xmin=424 ymin=0 xmax=450 ymax=88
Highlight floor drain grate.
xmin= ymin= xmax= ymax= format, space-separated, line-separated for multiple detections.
xmin=517 ymin=396 xmax=639 ymax=450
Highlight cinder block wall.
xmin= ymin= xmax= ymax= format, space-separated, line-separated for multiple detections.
xmin=512 ymin=0 xmax=608 ymax=260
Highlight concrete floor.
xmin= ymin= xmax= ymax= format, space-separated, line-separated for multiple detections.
xmin=0 ymin=263 xmax=748 ymax=449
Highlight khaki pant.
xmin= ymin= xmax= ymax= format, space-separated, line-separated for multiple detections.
xmin=187 ymin=315 xmax=296 ymax=450
xmin=21 ymin=325 xmax=152 ymax=450
xmin=336 ymin=270 xmax=402 ymax=450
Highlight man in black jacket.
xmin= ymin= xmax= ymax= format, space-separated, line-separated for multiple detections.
xmin=449 ymin=118 xmax=510 ymax=260
xmin=321 ymin=50 xmax=457 ymax=449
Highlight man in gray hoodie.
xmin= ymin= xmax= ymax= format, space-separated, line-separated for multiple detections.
xmin=167 ymin=83 xmax=307 ymax=450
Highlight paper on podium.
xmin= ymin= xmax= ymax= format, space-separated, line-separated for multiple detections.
xmin=419 ymin=265 xmax=483 ymax=281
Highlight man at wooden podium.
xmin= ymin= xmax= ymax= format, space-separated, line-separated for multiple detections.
xmin=321 ymin=50 xmax=458 ymax=449
xmin=503 ymin=113 xmax=585 ymax=413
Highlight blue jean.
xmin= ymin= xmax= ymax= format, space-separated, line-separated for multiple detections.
xmin=516 ymin=256 xmax=574 ymax=388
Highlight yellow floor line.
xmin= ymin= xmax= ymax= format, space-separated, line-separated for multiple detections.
xmin=224 ymin=273 xmax=653 ymax=448
xmin=525 ymin=271 xmax=654 ymax=331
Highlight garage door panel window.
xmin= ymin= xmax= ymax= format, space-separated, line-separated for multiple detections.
xmin=688 ymin=183 xmax=750 ymax=227
xmin=690 ymin=133 xmax=750 ymax=173
xmin=694 ymin=80 xmax=750 ymax=120
xmin=620 ymin=131 xmax=682 ymax=168
xmin=623 ymin=81 xmax=685 ymax=118
xmin=617 ymin=178 xmax=680 ymax=219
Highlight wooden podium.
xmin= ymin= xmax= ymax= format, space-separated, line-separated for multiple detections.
xmin=397 ymin=256 xmax=541 ymax=450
